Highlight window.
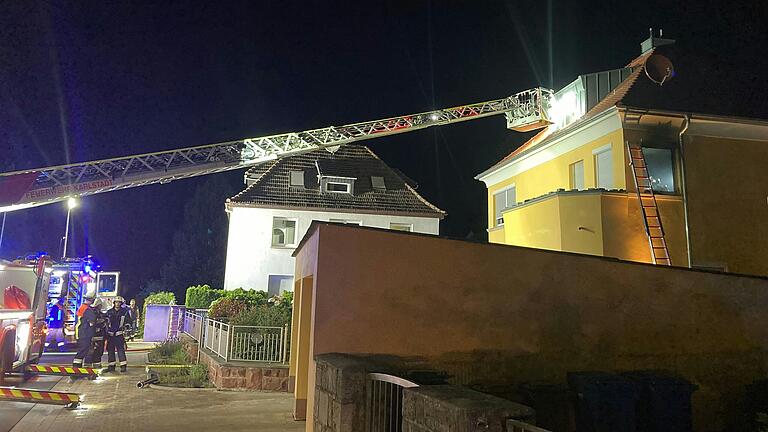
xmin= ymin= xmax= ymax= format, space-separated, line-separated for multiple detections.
xmin=289 ymin=170 xmax=305 ymax=187
xmin=594 ymin=149 xmax=613 ymax=189
xmin=569 ymin=160 xmax=585 ymax=190
xmin=329 ymin=219 xmax=362 ymax=226
xmin=643 ymin=148 xmax=675 ymax=193
xmin=267 ymin=275 xmax=294 ymax=297
xmin=493 ymin=186 xmax=516 ymax=226
xmin=326 ymin=182 xmax=350 ymax=193
xmin=371 ymin=176 xmax=386 ymax=190
xmin=271 ymin=217 xmax=297 ymax=247
xmin=389 ymin=223 xmax=412 ymax=232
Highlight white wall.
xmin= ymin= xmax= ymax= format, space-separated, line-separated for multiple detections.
xmin=223 ymin=206 xmax=440 ymax=292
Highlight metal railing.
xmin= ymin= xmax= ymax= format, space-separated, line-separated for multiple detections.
xmin=506 ymin=420 xmax=552 ymax=432
xmin=182 ymin=310 xmax=207 ymax=342
xmin=366 ymin=373 xmax=419 ymax=432
xmin=198 ymin=317 xmax=289 ymax=364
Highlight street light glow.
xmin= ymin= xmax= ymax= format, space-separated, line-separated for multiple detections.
xmin=67 ymin=198 xmax=78 ymax=210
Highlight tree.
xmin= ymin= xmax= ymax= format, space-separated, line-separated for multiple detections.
xmin=149 ymin=174 xmax=239 ymax=301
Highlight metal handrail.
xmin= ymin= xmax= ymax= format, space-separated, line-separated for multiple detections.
xmin=506 ymin=419 xmax=552 ymax=432
xmin=200 ymin=317 xmax=289 ymax=363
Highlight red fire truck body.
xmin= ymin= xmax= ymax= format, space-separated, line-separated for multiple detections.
xmin=0 ymin=258 xmax=50 ymax=380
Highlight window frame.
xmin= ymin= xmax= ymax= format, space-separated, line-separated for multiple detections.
xmin=389 ymin=222 xmax=413 ymax=232
xmin=271 ymin=217 xmax=299 ymax=248
xmin=593 ymin=145 xmax=613 ymax=190
xmin=493 ymin=185 xmax=516 ymax=227
xmin=569 ymin=159 xmax=585 ymax=190
xmin=325 ymin=181 xmax=351 ymax=194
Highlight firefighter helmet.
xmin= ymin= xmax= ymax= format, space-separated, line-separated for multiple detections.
xmin=92 ymin=298 xmax=104 ymax=309
xmin=113 ymin=296 xmax=125 ymax=304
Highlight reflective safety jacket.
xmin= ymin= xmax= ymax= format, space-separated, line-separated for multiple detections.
xmin=105 ymin=305 xmax=133 ymax=337
xmin=76 ymin=306 xmax=96 ymax=340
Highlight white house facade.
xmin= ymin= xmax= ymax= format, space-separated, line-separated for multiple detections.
xmin=223 ymin=145 xmax=444 ymax=295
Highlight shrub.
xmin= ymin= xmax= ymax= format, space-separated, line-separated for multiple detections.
xmin=230 ymin=304 xmax=292 ymax=327
xmin=208 ymin=296 xmax=251 ymax=319
xmin=221 ymin=288 xmax=269 ymax=306
xmin=148 ymin=339 xmax=189 ymax=365
xmin=185 ymin=284 xmax=224 ymax=309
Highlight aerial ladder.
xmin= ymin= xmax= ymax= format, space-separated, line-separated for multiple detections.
xmin=0 ymin=88 xmax=553 ymax=213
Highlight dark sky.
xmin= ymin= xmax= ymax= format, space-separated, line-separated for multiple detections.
xmin=1 ymin=1 xmax=767 ymax=298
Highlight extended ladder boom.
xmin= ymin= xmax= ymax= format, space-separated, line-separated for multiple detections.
xmin=0 ymin=88 xmax=552 ymax=213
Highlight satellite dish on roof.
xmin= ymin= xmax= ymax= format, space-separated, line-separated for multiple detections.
xmin=644 ymin=54 xmax=674 ymax=86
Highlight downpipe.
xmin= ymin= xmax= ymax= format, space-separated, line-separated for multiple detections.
xmin=137 ymin=372 xmax=159 ymax=389
xmin=678 ymin=114 xmax=692 ymax=267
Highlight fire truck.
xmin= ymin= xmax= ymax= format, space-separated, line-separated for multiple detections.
xmin=0 ymin=256 xmax=50 ymax=382
xmin=45 ymin=256 xmax=120 ymax=348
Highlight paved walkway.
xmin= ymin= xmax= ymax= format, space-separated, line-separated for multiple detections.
xmin=11 ymin=355 xmax=304 ymax=432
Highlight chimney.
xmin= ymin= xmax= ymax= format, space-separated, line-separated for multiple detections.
xmin=641 ymin=28 xmax=675 ymax=54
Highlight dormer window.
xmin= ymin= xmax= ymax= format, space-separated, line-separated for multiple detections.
xmin=319 ymin=176 xmax=355 ymax=195
xmin=326 ymin=182 xmax=350 ymax=193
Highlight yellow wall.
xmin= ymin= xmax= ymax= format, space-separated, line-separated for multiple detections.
xmin=503 ymin=195 xmax=561 ymax=251
xmin=486 ymin=128 xmax=625 ymax=232
xmin=684 ymin=135 xmax=768 ymax=276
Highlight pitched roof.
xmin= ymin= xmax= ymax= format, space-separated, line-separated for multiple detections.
xmin=480 ymin=51 xmax=656 ymax=177
xmin=228 ymin=145 xmax=445 ymax=218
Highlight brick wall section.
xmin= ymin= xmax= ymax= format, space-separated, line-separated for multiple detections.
xmin=181 ymin=333 xmax=290 ymax=391
xmin=314 ymin=354 xmax=368 ymax=432
xmin=402 ymin=386 xmax=535 ymax=432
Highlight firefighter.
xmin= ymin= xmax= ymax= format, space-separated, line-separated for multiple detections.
xmin=73 ymin=297 xmax=96 ymax=368
xmin=89 ymin=298 xmax=108 ymax=368
xmin=105 ymin=296 xmax=133 ymax=372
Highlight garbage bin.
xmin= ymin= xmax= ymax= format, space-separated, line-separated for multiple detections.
xmin=622 ymin=371 xmax=697 ymax=432
xmin=521 ymin=383 xmax=577 ymax=432
xmin=567 ymin=371 xmax=639 ymax=432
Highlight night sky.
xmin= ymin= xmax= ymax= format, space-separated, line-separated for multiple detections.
xmin=1 ymin=1 xmax=767 ymax=299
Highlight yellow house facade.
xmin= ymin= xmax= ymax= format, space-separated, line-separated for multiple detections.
xmin=477 ymin=100 xmax=768 ymax=276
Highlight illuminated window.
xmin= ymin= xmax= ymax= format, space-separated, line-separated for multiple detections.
xmin=272 ymin=217 xmax=297 ymax=247
xmin=569 ymin=160 xmax=585 ymax=190
xmin=493 ymin=186 xmax=516 ymax=226
xmin=643 ymin=148 xmax=675 ymax=193
xmin=594 ymin=149 xmax=613 ymax=189
xmin=389 ymin=223 xmax=412 ymax=232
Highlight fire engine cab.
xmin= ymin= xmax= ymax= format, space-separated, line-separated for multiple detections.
xmin=0 ymin=256 xmax=50 ymax=382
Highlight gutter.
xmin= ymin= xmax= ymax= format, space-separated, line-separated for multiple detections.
xmin=678 ymin=114 xmax=692 ymax=267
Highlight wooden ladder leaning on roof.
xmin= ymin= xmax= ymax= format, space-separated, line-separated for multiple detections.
xmin=626 ymin=141 xmax=671 ymax=266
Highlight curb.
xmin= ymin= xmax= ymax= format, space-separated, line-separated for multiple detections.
xmin=147 ymin=384 xmax=218 ymax=392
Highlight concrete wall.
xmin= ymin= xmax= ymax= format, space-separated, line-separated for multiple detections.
xmin=294 ymin=223 xmax=768 ymax=431
xmin=223 ymin=206 xmax=440 ymax=291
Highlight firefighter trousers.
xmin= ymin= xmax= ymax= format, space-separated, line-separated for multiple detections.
xmin=73 ymin=337 xmax=92 ymax=367
xmin=90 ymin=337 xmax=105 ymax=367
xmin=106 ymin=335 xmax=127 ymax=369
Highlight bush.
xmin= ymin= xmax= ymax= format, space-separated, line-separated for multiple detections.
xmin=222 ymin=288 xmax=269 ymax=306
xmin=230 ymin=304 xmax=292 ymax=327
xmin=148 ymin=339 xmax=189 ymax=365
xmin=185 ymin=284 xmax=224 ymax=309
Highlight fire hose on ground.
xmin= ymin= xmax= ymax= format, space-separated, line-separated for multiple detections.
xmin=136 ymin=372 xmax=159 ymax=388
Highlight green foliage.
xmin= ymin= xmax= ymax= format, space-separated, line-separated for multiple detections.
xmin=208 ymin=296 xmax=250 ymax=319
xmin=222 ymin=288 xmax=268 ymax=305
xmin=185 ymin=284 xmax=224 ymax=309
xmin=229 ymin=304 xmax=292 ymax=327
xmin=144 ymin=291 xmax=177 ymax=306
xmin=156 ymin=364 xmax=211 ymax=388
xmin=148 ymin=339 xmax=189 ymax=365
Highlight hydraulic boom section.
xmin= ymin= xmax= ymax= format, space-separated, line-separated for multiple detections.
xmin=0 ymin=87 xmax=552 ymax=213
